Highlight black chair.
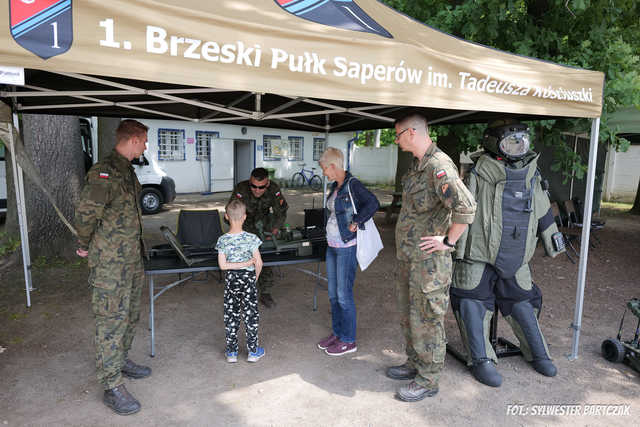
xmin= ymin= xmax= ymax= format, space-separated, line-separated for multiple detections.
xmin=154 ymin=209 xmax=224 ymax=281
xmin=176 ymin=209 xmax=224 ymax=249
xmin=563 ymin=199 xmax=604 ymax=247
xmin=551 ymin=201 xmax=579 ymax=263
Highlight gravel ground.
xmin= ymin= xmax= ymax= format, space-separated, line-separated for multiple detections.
xmin=0 ymin=189 xmax=639 ymax=426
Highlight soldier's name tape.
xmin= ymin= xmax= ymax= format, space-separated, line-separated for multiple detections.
xmin=506 ymin=404 xmax=631 ymax=417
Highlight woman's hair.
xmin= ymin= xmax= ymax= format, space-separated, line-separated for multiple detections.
xmin=225 ymin=199 xmax=246 ymax=221
xmin=319 ymin=147 xmax=344 ymax=170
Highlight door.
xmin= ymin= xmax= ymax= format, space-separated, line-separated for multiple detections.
xmin=211 ymin=138 xmax=234 ymax=192
xmin=234 ymin=139 xmax=255 ymax=185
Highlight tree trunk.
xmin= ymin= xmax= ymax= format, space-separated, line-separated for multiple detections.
xmin=4 ymin=114 xmax=85 ymax=259
xmin=97 ymin=117 xmax=120 ymax=160
xmin=630 ymin=179 xmax=640 ymax=215
xmin=2 ymin=138 xmax=18 ymax=233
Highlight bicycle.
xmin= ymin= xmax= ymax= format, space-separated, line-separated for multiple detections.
xmin=290 ymin=163 xmax=323 ymax=191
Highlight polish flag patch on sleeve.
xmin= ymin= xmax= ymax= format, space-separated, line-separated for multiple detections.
xmin=436 ymin=169 xmax=447 ymax=179
xmin=99 ymin=172 xmax=110 ymax=179
xmin=236 ymin=193 xmax=243 ymax=198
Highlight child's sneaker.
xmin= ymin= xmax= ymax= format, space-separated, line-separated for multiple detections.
xmin=247 ymin=347 xmax=265 ymax=362
xmin=226 ymin=351 xmax=238 ymax=363
xmin=325 ymin=340 xmax=357 ymax=356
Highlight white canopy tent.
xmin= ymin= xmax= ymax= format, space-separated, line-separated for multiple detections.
xmin=0 ymin=0 xmax=604 ymax=359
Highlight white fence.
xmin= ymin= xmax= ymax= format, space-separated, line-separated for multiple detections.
xmin=603 ymin=144 xmax=640 ymax=203
xmin=349 ymin=144 xmax=397 ymax=185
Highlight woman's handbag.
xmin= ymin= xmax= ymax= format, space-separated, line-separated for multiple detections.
xmin=347 ymin=179 xmax=383 ymax=271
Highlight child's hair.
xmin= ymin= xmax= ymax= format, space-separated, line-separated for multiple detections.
xmin=225 ymin=199 xmax=246 ymax=221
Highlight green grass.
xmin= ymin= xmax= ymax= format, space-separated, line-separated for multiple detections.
xmin=0 ymin=232 xmax=20 ymax=257
xmin=601 ymin=201 xmax=633 ymax=214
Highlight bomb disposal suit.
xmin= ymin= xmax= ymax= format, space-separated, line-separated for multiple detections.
xmin=451 ymin=122 xmax=565 ymax=387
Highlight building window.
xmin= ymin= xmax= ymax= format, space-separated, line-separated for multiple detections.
xmin=288 ymin=136 xmax=304 ymax=161
xmin=313 ymin=137 xmax=326 ymax=161
xmin=195 ymin=131 xmax=219 ymax=161
xmin=158 ymin=129 xmax=185 ymax=161
xmin=263 ymin=135 xmax=282 ymax=161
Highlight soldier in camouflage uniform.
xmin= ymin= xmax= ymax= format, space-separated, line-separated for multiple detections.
xmin=228 ymin=167 xmax=288 ymax=308
xmin=388 ymin=113 xmax=477 ymax=402
xmin=75 ymin=120 xmax=151 ymax=416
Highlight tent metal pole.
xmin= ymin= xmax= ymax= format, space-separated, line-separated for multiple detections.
xmin=8 ymin=114 xmax=33 ymax=307
xmin=569 ymin=117 xmax=600 ymax=360
xmin=323 ymin=114 xmax=329 ymax=209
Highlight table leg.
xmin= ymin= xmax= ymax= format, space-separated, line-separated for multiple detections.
xmin=313 ymin=263 xmax=320 ymax=311
xmin=150 ymin=275 xmax=155 ymax=357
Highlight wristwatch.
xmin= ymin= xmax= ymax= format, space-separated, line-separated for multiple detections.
xmin=443 ymin=236 xmax=455 ymax=248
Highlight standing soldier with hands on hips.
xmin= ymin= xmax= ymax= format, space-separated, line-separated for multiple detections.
xmin=388 ymin=113 xmax=477 ymax=402
xmin=228 ymin=167 xmax=288 ymax=308
xmin=75 ymin=120 xmax=151 ymax=416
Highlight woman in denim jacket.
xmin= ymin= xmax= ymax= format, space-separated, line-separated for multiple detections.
xmin=316 ymin=147 xmax=380 ymax=356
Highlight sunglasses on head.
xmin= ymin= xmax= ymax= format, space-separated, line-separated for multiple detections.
xmin=250 ymin=183 xmax=268 ymax=189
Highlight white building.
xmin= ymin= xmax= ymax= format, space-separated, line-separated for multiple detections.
xmin=138 ymin=119 xmax=355 ymax=193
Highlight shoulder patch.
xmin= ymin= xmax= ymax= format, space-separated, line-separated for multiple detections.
xmin=436 ymin=169 xmax=447 ymax=179
xmin=99 ymin=172 xmax=110 ymax=179
xmin=275 ymin=191 xmax=281 ymax=197
xmin=236 ymin=193 xmax=243 ymax=198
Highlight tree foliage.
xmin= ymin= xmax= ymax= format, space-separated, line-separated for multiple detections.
xmin=381 ymin=0 xmax=640 ymax=182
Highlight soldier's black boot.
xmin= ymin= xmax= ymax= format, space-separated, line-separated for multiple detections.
xmin=121 ymin=359 xmax=152 ymax=379
xmin=508 ymin=300 xmax=557 ymax=378
xmin=386 ymin=363 xmax=417 ymax=380
xmin=456 ymin=298 xmax=503 ymax=387
xmin=395 ymin=381 xmax=438 ymax=402
xmin=103 ymin=384 xmax=141 ymax=415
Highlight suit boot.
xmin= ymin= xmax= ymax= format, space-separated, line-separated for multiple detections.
xmin=103 ymin=384 xmax=141 ymax=415
xmin=471 ymin=359 xmax=502 ymax=387
xmin=456 ymin=298 xmax=503 ymax=387
xmin=507 ymin=300 xmax=557 ymax=377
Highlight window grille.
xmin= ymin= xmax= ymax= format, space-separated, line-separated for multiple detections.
xmin=313 ymin=137 xmax=326 ymax=161
xmin=288 ymin=136 xmax=304 ymax=161
xmin=263 ymin=135 xmax=282 ymax=161
xmin=157 ymin=129 xmax=185 ymax=161
xmin=195 ymin=131 xmax=220 ymax=160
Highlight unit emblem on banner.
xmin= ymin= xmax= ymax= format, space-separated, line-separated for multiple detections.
xmin=9 ymin=0 xmax=73 ymax=59
xmin=275 ymin=0 xmax=392 ymax=38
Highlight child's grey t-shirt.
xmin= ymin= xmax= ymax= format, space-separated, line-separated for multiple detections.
xmin=215 ymin=231 xmax=262 ymax=271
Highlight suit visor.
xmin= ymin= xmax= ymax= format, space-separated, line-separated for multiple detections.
xmin=499 ymin=132 xmax=530 ymax=158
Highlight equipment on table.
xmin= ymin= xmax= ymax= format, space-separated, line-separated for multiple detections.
xmin=602 ymin=298 xmax=640 ymax=374
xmin=154 ymin=224 xmax=326 ymax=265
xmin=259 ymin=226 xmax=325 ymax=257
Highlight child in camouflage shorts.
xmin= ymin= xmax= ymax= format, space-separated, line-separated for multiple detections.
xmin=216 ymin=199 xmax=265 ymax=363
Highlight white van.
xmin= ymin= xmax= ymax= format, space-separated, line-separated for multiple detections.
xmin=131 ymin=153 xmax=176 ymax=214
xmin=80 ymin=118 xmax=176 ymax=214
xmin=0 ymin=142 xmax=6 ymax=219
